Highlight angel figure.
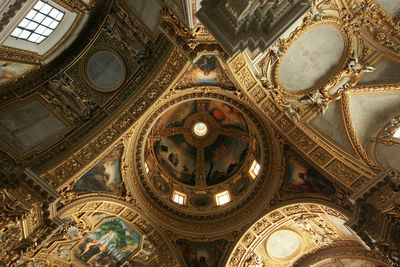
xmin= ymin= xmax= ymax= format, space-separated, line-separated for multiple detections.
xmin=348 ymin=52 xmax=375 ymax=74
xmin=300 ymin=91 xmax=328 ymax=114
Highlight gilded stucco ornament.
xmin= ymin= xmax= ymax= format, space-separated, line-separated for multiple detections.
xmin=125 ymin=86 xmax=283 ymax=236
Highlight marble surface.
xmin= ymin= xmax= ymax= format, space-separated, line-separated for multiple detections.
xmin=278 ymin=24 xmax=344 ymax=91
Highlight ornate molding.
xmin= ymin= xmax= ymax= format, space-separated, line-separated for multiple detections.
xmin=293 ymin=240 xmax=391 ymax=267
xmin=39 ymin=46 xmax=186 ymax=188
xmin=340 ymin=92 xmax=381 ymax=171
xmin=226 ymin=202 xmax=349 ymax=267
xmin=228 ymin=53 xmax=376 ymax=189
xmin=125 ymin=87 xmax=284 ymax=235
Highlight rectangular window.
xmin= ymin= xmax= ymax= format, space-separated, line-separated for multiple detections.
xmin=394 ymin=127 xmax=400 ymax=139
xmin=249 ymin=160 xmax=261 ymax=179
xmin=144 ymin=162 xmax=150 ymax=174
xmin=172 ymin=191 xmax=186 ymax=205
xmin=215 ymin=191 xmax=231 ymax=206
xmin=10 ymin=0 xmax=64 ymax=44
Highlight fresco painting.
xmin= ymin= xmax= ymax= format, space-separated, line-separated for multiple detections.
xmin=177 ymin=55 xmax=233 ymax=87
xmin=204 ymin=135 xmax=248 ymax=185
xmin=154 ymin=101 xmax=196 ymax=130
xmin=75 ymin=218 xmax=141 ymax=267
xmin=176 ymin=239 xmax=226 ymax=267
xmin=154 ymin=134 xmax=197 ymax=186
xmin=205 ymin=100 xmax=248 ymax=131
xmin=232 ymin=177 xmax=250 ymax=196
xmin=191 ymin=194 xmax=211 ymax=207
xmin=72 ymin=146 xmax=124 ymax=194
xmin=0 ymin=61 xmax=35 ymax=85
xmin=153 ymin=175 xmax=172 ymax=194
xmin=152 ymin=100 xmax=250 ymax=186
xmin=285 ymin=151 xmax=336 ymax=196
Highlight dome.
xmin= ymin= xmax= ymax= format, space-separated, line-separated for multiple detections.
xmin=136 ymin=96 xmax=268 ymax=216
xmin=148 ymin=99 xmax=250 ymax=187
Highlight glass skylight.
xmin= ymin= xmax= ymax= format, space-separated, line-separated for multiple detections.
xmin=11 ymin=0 xmax=64 ymax=44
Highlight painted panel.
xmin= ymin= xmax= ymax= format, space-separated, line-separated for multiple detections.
xmin=72 ymin=146 xmax=124 ymax=194
xmin=176 ymin=239 xmax=227 ymax=267
xmin=0 ymin=61 xmax=35 ymax=86
xmin=284 ymin=149 xmax=336 ymax=195
xmin=75 ymin=218 xmax=141 ymax=267
xmin=177 ymin=55 xmax=233 ymax=87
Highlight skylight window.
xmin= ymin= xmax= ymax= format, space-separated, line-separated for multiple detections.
xmin=394 ymin=127 xmax=400 ymax=139
xmin=172 ymin=191 xmax=186 ymax=205
xmin=249 ymin=160 xmax=261 ymax=179
xmin=11 ymin=0 xmax=64 ymax=44
xmin=215 ymin=191 xmax=231 ymax=206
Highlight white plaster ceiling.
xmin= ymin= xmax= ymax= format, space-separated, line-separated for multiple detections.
xmin=266 ymin=229 xmax=301 ymax=259
xmin=374 ymin=142 xmax=400 ymax=173
xmin=374 ymin=0 xmax=400 ymax=17
xmin=278 ymin=24 xmax=345 ymax=91
xmin=349 ymin=93 xmax=400 ymax=148
xmin=359 ymin=59 xmax=400 ymax=85
xmin=310 ymin=101 xmax=357 ymax=156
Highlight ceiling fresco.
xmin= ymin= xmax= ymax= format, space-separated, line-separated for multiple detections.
xmin=0 ymin=0 xmax=399 ymax=266
xmin=176 ymin=55 xmax=234 ymax=89
xmin=149 ymin=99 xmax=251 ymax=186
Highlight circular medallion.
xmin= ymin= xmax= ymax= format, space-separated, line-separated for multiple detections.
xmin=85 ymin=50 xmax=125 ymax=92
xmin=266 ymin=229 xmax=301 ymax=259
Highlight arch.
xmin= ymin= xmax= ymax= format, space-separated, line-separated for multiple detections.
xmin=37 ymin=195 xmax=181 ymax=266
xmin=293 ymin=240 xmax=391 ymax=267
xmin=225 ymin=200 xmax=356 ymax=267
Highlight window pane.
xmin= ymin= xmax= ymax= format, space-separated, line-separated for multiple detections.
xmin=41 ymin=17 xmax=53 ymax=27
xmin=49 ymin=20 xmax=59 ymax=29
xmin=36 ymin=36 xmax=46 ymax=43
xmin=35 ymin=25 xmax=47 ymax=35
xmin=34 ymin=0 xmax=44 ymax=10
xmin=19 ymin=30 xmax=31 ymax=39
xmin=19 ymin=19 xmax=30 ymax=28
xmin=28 ymin=33 xmax=40 ymax=42
xmin=11 ymin=28 xmax=22 ymax=37
xmin=32 ymin=12 xmax=45 ymax=23
xmin=56 ymin=12 xmax=64 ymax=21
xmin=49 ymin=9 xmax=60 ymax=19
xmin=26 ymin=21 xmax=38 ymax=31
xmin=26 ymin=10 xmax=37 ymax=20
xmin=42 ymin=28 xmax=53 ymax=36
xmin=40 ymin=4 xmax=52 ymax=15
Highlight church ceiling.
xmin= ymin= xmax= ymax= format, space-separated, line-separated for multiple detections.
xmin=0 ymin=0 xmax=399 ymax=266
